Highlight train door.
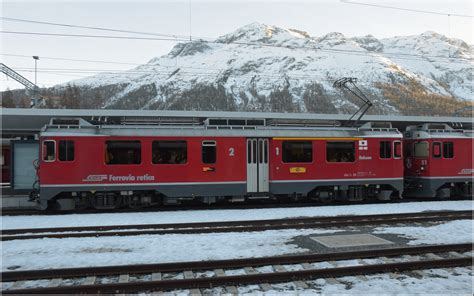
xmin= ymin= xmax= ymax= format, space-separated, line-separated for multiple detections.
xmin=246 ymin=138 xmax=269 ymax=193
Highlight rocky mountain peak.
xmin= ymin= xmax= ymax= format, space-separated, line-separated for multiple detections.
xmin=316 ymin=32 xmax=347 ymax=47
xmin=216 ymin=22 xmax=310 ymax=45
xmin=59 ymin=24 xmax=472 ymax=114
xmin=420 ymin=31 xmax=469 ymax=50
xmin=216 ymin=22 xmax=274 ymax=43
xmin=351 ymin=35 xmax=384 ymax=52
xmin=420 ymin=30 xmax=446 ymax=39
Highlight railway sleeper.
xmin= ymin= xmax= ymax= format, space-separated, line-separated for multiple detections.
xmin=3 ymin=256 xmax=471 ymax=294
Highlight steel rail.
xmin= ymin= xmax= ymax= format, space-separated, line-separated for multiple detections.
xmin=1 ymin=210 xmax=472 ymax=241
xmin=4 ymin=210 xmax=472 ymax=234
xmin=2 ymin=257 xmax=471 ymax=294
xmin=2 ymin=196 xmax=472 ymax=217
xmin=2 ymin=243 xmax=472 ymax=282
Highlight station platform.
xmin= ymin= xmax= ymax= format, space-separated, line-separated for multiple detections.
xmin=1 ymin=187 xmax=37 ymax=209
xmin=1 ymin=195 xmax=37 ymax=209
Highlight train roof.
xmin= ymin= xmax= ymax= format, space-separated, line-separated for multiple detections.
xmin=40 ymin=119 xmax=402 ymax=139
xmin=2 ymin=108 xmax=472 ymax=136
xmin=404 ymin=124 xmax=474 ymax=139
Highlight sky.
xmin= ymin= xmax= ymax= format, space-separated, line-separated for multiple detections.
xmin=1 ymin=0 xmax=472 ymax=91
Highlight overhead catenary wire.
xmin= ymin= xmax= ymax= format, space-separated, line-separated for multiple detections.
xmin=7 ymin=47 xmax=472 ymax=85
xmin=0 ymin=16 xmax=188 ymax=38
xmin=0 ymin=30 xmax=184 ymax=42
xmin=13 ymin=67 xmax=340 ymax=82
xmin=2 ymin=30 xmax=471 ymax=64
xmin=1 ymin=53 xmax=142 ymax=66
xmin=340 ymin=0 xmax=474 ymax=18
xmin=16 ymin=71 xmax=89 ymax=78
xmin=4 ymin=52 xmax=471 ymax=87
xmin=1 ymin=16 xmax=472 ymax=62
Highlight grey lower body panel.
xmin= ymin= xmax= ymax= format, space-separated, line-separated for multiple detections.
xmin=39 ymin=178 xmax=404 ymax=202
xmin=270 ymin=178 xmax=404 ymax=195
xmin=404 ymin=176 xmax=472 ymax=198
xmin=40 ymin=183 xmax=247 ymax=201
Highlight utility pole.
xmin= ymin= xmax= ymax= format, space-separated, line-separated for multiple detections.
xmin=33 ymin=56 xmax=39 ymax=85
xmin=32 ymin=56 xmax=40 ymax=107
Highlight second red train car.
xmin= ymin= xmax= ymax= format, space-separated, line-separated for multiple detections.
xmin=34 ymin=118 xmax=404 ymax=210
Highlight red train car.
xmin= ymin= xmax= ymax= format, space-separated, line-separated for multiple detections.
xmin=403 ymin=124 xmax=473 ymax=198
xmin=33 ymin=118 xmax=404 ymax=210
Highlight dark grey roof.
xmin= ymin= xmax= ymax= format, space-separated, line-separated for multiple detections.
xmin=1 ymin=108 xmax=472 ymax=135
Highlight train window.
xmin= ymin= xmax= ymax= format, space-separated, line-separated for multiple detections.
xmin=432 ymin=142 xmax=442 ymax=158
xmin=247 ymin=141 xmax=251 ymax=164
xmin=326 ymin=142 xmax=355 ymax=163
xmin=58 ymin=140 xmax=75 ymax=161
xmin=42 ymin=140 xmax=55 ymax=162
xmin=152 ymin=141 xmax=187 ymax=164
xmin=264 ymin=140 xmax=268 ymax=163
xmin=443 ymin=142 xmax=454 ymax=158
xmin=394 ymin=141 xmax=402 ymax=159
xmin=414 ymin=142 xmax=429 ymax=158
xmin=282 ymin=141 xmax=312 ymax=163
xmin=202 ymin=141 xmax=216 ymax=164
xmin=105 ymin=141 xmax=141 ymax=165
xmin=252 ymin=140 xmax=257 ymax=163
xmin=380 ymin=141 xmax=391 ymax=159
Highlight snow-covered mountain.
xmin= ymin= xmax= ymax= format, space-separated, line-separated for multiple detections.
xmin=60 ymin=23 xmax=473 ymax=115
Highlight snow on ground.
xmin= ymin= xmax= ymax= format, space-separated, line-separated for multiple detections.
xmin=374 ymin=219 xmax=474 ymax=245
xmin=228 ymin=267 xmax=473 ymax=294
xmin=2 ymin=200 xmax=472 ymax=230
xmin=1 ymin=228 xmax=340 ymax=271
xmin=2 ymin=219 xmax=473 ymax=272
xmin=334 ymin=268 xmax=473 ymax=295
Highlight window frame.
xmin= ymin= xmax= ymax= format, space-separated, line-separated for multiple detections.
xmin=281 ymin=140 xmax=313 ymax=164
xmin=151 ymin=140 xmax=188 ymax=165
xmin=393 ymin=141 xmax=402 ymax=159
xmin=58 ymin=140 xmax=75 ymax=162
xmin=42 ymin=140 xmax=56 ymax=162
xmin=202 ymin=140 xmax=217 ymax=164
xmin=413 ymin=141 xmax=429 ymax=159
xmin=105 ymin=140 xmax=142 ymax=165
xmin=326 ymin=141 xmax=356 ymax=163
xmin=432 ymin=142 xmax=442 ymax=159
xmin=443 ymin=141 xmax=454 ymax=159
xmin=379 ymin=140 xmax=392 ymax=159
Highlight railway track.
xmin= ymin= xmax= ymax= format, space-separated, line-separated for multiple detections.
xmin=2 ymin=196 xmax=472 ymax=216
xmin=2 ymin=210 xmax=472 ymax=241
xmin=1 ymin=243 xmax=472 ymax=294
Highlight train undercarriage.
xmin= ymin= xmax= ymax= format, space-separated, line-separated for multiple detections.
xmin=36 ymin=182 xmax=405 ymax=211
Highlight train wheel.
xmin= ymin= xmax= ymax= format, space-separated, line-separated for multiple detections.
xmin=91 ymin=193 xmax=123 ymax=210
xmin=74 ymin=194 xmax=91 ymax=210
xmin=126 ymin=195 xmax=144 ymax=209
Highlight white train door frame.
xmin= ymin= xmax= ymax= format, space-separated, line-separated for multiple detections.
xmin=246 ymin=138 xmax=269 ymax=193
